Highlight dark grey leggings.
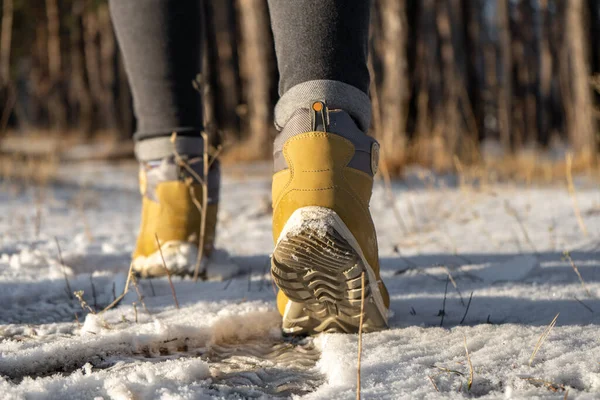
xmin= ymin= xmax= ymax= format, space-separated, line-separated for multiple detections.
xmin=109 ymin=0 xmax=372 ymax=159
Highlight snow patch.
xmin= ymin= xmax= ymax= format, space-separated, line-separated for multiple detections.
xmin=2 ymin=164 xmax=600 ymax=398
xmin=210 ymin=310 xmax=281 ymax=345
xmin=466 ymin=255 xmax=539 ymax=282
xmin=80 ymin=314 xmax=108 ymax=335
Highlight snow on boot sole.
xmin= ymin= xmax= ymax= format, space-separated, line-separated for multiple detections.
xmin=272 ymin=206 xmax=388 ymax=335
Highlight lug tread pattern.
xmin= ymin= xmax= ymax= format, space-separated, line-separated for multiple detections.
xmin=272 ymin=223 xmax=387 ymax=335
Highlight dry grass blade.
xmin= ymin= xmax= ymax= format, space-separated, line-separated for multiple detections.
xmin=565 ymin=153 xmax=588 ymax=237
xmin=428 ymin=375 xmax=440 ymax=392
xmin=154 ymin=233 xmax=180 ymax=309
xmin=460 ymin=292 xmax=474 ymax=325
xmin=89 ymin=276 xmax=98 ymax=311
xmin=439 ymin=276 xmax=450 ymax=327
xmin=99 ymin=262 xmax=135 ymax=314
xmin=170 ymin=132 xmax=206 ymax=186
xmin=193 ymin=132 xmax=210 ymax=282
xmin=35 ymin=189 xmax=43 ymax=237
xmin=431 ymin=364 xmax=464 ymax=376
xmin=187 ymin=184 xmax=208 ymax=281
xmin=520 ymin=377 xmax=566 ymax=392
xmin=132 ymin=302 xmax=138 ymax=323
xmin=563 ymin=251 xmax=592 ymax=297
xmin=54 ymin=237 xmax=73 ymax=300
xmin=222 ymin=277 xmax=233 ymax=290
xmin=148 ymin=279 xmax=156 ymax=297
xmin=529 ymin=313 xmax=560 ymax=366
xmin=464 ymin=335 xmax=474 ymax=391
xmin=444 ymin=266 xmax=465 ymax=306
xmin=573 ymin=296 xmax=594 ymax=313
xmin=208 ymin=144 xmax=224 ymax=169
xmin=74 ymin=290 xmax=95 ymax=314
xmin=356 ymin=272 xmax=366 ymax=400
xmin=130 ymin=274 xmax=150 ymax=315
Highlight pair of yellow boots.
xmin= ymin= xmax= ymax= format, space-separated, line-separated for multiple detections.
xmin=132 ymin=102 xmax=389 ymax=335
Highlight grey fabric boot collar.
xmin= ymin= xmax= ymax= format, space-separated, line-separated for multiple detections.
xmin=135 ymin=136 xmax=205 ymax=162
xmin=136 ymin=136 xmax=220 ymax=204
xmin=273 ymin=102 xmax=379 ymax=177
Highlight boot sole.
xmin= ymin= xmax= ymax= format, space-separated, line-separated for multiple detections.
xmin=272 ymin=206 xmax=388 ymax=335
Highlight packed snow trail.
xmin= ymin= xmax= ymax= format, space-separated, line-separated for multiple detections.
xmin=0 ymin=162 xmax=599 ymax=399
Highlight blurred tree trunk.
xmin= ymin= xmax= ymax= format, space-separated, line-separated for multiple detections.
xmin=588 ymin=0 xmax=600 ymax=75
xmin=68 ymin=0 xmax=93 ymax=133
xmin=469 ymin=0 xmax=510 ymax=156
xmin=209 ymin=0 xmax=241 ymax=140
xmin=376 ymin=0 xmax=408 ymax=171
xmin=497 ymin=0 xmax=512 ymax=152
xmin=0 ymin=0 xmax=13 ymax=87
xmin=84 ymin=7 xmax=101 ymax=131
xmin=414 ymin=0 xmax=437 ymax=145
xmin=202 ymin=0 xmax=219 ymax=147
xmin=563 ymin=0 xmax=597 ymax=159
xmin=437 ymin=0 xmax=475 ymax=163
xmin=0 ymin=0 xmax=14 ymax=133
xmin=413 ymin=0 xmax=451 ymax=167
xmin=537 ymin=0 xmax=552 ymax=146
xmin=546 ymin=0 xmax=567 ymax=143
xmin=46 ymin=0 xmax=67 ymax=130
xmin=449 ymin=0 xmax=477 ymax=154
xmin=236 ymin=0 xmax=275 ymax=157
xmin=98 ymin=4 xmax=117 ymax=131
xmin=508 ymin=0 xmax=525 ymax=149
xmin=511 ymin=0 xmax=539 ymax=149
xmin=30 ymin=22 xmax=49 ymax=129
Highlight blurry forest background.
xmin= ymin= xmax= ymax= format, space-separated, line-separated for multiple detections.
xmin=1 ymin=0 xmax=599 ymax=175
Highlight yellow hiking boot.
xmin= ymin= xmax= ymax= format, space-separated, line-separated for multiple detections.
xmin=271 ymin=101 xmax=389 ymax=335
xmin=132 ymin=153 xmax=220 ymax=278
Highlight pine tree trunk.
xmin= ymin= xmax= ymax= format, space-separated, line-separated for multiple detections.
xmin=437 ymin=0 xmax=461 ymax=165
xmin=45 ymin=0 xmax=66 ymax=130
xmin=564 ymin=0 xmax=597 ymax=159
xmin=0 ymin=0 xmax=14 ymax=133
xmin=68 ymin=0 xmax=93 ymax=133
xmin=0 ymin=0 xmax=13 ymax=86
xmin=210 ymin=0 xmax=241 ymax=140
xmin=497 ymin=0 xmax=512 ymax=152
xmin=236 ymin=0 xmax=275 ymax=158
xmin=378 ymin=0 xmax=408 ymax=171
xmin=84 ymin=9 xmax=102 ymax=132
xmin=202 ymin=0 xmax=219 ymax=147
xmin=98 ymin=4 xmax=117 ymax=131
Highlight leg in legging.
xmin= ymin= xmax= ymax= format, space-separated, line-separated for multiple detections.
xmin=109 ymin=0 xmax=204 ymax=160
xmin=267 ymin=0 xmax=372 ymax=132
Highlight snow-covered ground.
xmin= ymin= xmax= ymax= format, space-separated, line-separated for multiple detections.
xmin=1 ymin=162 xmax=599 ymax=399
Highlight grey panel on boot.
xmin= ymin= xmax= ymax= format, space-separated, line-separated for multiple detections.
xmin=273 ymin=106 xmax=378 ymax=176
xmin=141 ymin=156 xmax=220 ymax=204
